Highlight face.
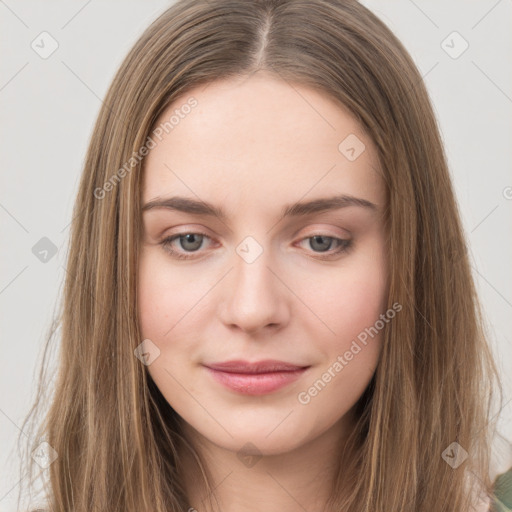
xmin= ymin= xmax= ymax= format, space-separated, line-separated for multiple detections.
xmin=137 ymin=72 xmax=389 ymax=457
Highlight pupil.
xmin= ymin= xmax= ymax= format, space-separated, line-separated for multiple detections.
xmin=311 ymin=235 xmax=331 ymax=252
xmin=182 ymin=234 xmax=202 ymax=251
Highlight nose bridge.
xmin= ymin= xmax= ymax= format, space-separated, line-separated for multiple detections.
xmin=234 ymin=237 xmax=274 ymax=295
xmin=219 ymin=234 xmax=288 ymax=332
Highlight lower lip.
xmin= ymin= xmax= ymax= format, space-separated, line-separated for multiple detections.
xmin=204 ymin=367 xmax=308 ymax=395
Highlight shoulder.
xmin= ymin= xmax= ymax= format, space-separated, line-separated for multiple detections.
xmin=491 ymin=466 xmax=512 ymax=511
xmin=472 ymin=432 xmax=512 ymax=512
xmin=489 ymin=432 xmax=512 ymax=511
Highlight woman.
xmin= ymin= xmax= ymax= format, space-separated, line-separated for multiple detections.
xmin=18 ymin=0 xmax=510 ymax=510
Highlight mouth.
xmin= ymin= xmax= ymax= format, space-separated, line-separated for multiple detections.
xmin=202 ymin=360 xmax=311 ymax=395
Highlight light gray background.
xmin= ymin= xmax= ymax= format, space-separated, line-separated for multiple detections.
xmin=1 ymin=1 xmax=511 ymax=509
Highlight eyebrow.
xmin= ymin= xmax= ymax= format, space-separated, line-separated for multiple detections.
xmin=142 ymin=194 xmax=378 ymax=220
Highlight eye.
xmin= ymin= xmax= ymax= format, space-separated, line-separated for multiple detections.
xmin=159 ymin=232 xmax=353 ymax=261
xmin=160 ymin=232 xmax=213 ymax=260
xmin=296 ymin=235 xmax=353 ymax=260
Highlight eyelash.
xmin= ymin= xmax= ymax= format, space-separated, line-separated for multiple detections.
xmin=159 ymin=231 xmax=353 ymax=261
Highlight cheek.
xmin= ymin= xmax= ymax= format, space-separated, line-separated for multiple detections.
xmin=137 ymin=254 xmax=199 ymax=394
xmin=295 ymin=259 xmax=387 ymax=414
xmin=137 ymin=252 xmax=195 ymax=339
xmin=137 ymin=261 xmax=169 ymax=339
xmin=313 ymin=254 xmax=388 ymax=345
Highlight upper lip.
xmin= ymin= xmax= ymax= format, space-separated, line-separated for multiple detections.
xmin=204 ymin=359 xmax=309 ymax=374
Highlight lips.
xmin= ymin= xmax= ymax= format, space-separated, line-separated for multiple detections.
xmin=203 ymin=360 xmax=310 ymax=395
xmin=204 ymin=359 xmax=309 ymax=374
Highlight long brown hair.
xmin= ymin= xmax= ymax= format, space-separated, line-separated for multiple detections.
xmin=18 ymin=0 xmax=503 ymax=510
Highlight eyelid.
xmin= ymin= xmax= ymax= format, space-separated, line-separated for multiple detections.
xmin=298 ymin=224 xmax=350 ymax=238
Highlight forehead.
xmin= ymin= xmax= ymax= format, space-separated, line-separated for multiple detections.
xmin=142 ymin=73 xmax=385 ymax=212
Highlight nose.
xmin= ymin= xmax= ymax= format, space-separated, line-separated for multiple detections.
xmin=217 ymin=245 xmax=290 ymax=335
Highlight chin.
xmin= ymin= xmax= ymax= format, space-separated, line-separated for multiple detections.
xmin=215 ymin=420 xmax=316 ymax=456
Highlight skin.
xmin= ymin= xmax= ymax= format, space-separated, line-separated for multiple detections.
xmin=138 ymin=71 xmax=389 ymax=512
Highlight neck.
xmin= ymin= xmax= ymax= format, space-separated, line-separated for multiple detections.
xmin=177 ymin=410 xmax=357 ymax=512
